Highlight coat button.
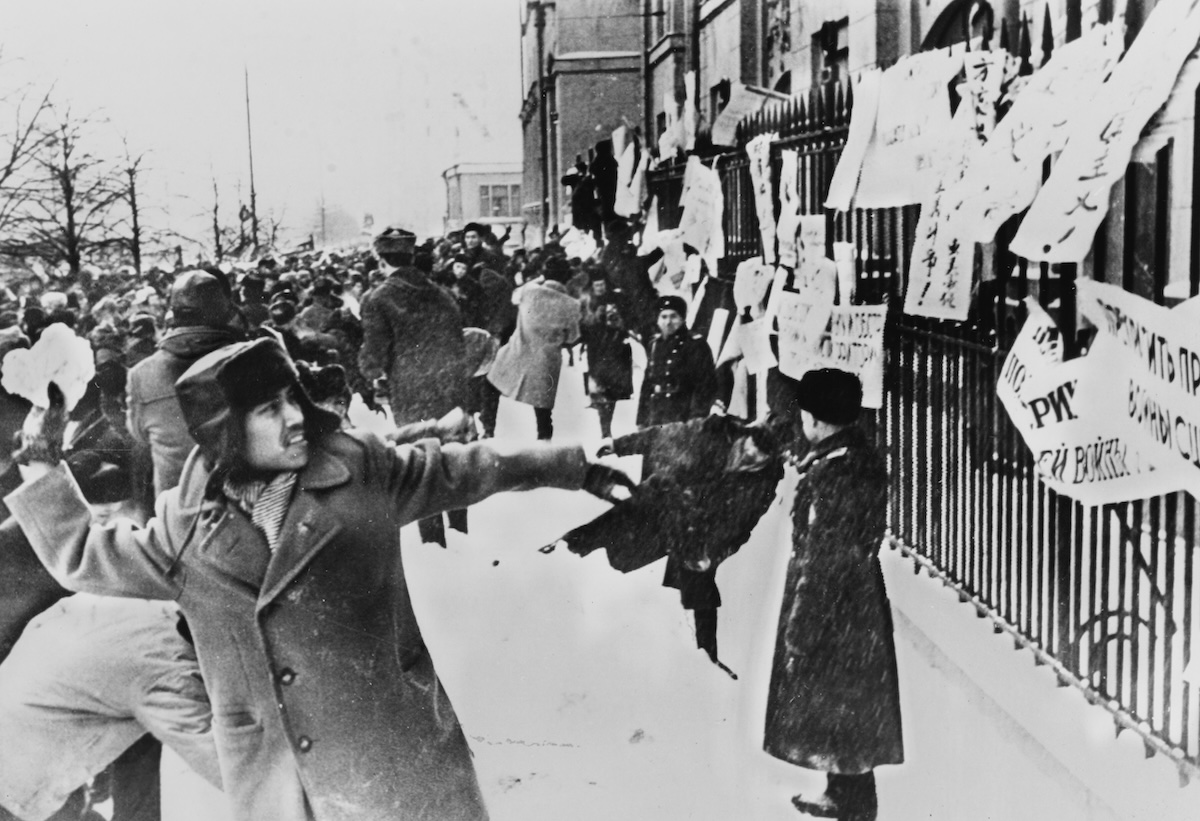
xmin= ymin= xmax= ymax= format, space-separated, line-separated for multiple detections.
xmin=298 ymin=522 xmax=310 ymax=535
xmin=297 ymin=736 xmax=313 ymax=752
xmin=279 ymin=668 xmax=296 ymax=685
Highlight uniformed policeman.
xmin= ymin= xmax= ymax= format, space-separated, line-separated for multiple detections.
xmin=636 ymin=295 xmax=718 ymax=428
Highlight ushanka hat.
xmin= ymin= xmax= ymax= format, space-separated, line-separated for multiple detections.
xmin=373 ymin=226 xmax=417 ymax=256
xmin=775 ymin=367 xmax=863 ymax=426
xmin=175 ymin=337 xmax=340 ymax=464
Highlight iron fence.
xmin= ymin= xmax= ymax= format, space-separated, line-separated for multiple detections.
xmin=646 ymin=15 xmax=1200 ymax=782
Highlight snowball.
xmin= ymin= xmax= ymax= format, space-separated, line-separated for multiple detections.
xmin=1 ymin=323 xmax=96 ymax=410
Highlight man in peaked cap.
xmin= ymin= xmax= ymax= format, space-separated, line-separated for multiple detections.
xmin=6 ymin=336 xmax=635 ymax=821
xmin=764 ymin=368 xmax=903 ymax=821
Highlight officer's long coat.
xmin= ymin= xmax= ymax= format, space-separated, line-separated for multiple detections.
xmin=764 ymin=426 xmax=904 ymax=774
xmin=635 ymin=329 xmax=718 ymax=429
xmin=7 ymin=431 xmax=589 ymax=821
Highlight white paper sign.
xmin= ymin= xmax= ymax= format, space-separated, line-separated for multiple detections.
xmin=833 ymin=242 xmax=857 ymax=305
xmin=1011 ymin=0 xmax=1200 ymax=261
xmin=739 ymin=317 xmax=777 ymax=374
xmin=711 ymin=83 xmax=784 ymax=146
xmin=678 ymin=161 xmax=724 ymax=259
xmin=733 ymin=257 xmax=775 ymax=315
xmin=854 ymin=49 xmax=965 ymax=208
xmin=776 ymin=149 xmax=801 ymax=267
xmin=816 ymin=305 xmax=888 ymax=409
xmin=747 ymin=132 xmax=778 ymax=263
xmin=826 ymin=70 xmax=882 ymax=211
xmin=776 ymin=259 xmax=836 ymax=379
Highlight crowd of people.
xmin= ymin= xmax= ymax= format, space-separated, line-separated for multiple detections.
xmin=0 ymin=215 xmax=902 ymax=821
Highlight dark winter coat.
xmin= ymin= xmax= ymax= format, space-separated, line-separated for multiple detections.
xmin=764 ymin=426 xmax=904 ymax=774
xmin=599 ymin=242 xmax=662 ymax=339
xmin=476 ymin=269 xmax=517 ymax=341
xmin=564 ymin=415 xmax=783 ymax=609
xmin=126 ymin=325 xmax=244 ymax=496
xmin=581 ymin=323 xmax=633 ymax=402
xmin=359 ymin=268 xmax=468 ymax=424
xmin=7 ymin=431 xmax=591 ymax=821
xmin=487 ymin=280 xmax=580 ymax=409
xmin=636 ymin=328 xmax=718 ymax=429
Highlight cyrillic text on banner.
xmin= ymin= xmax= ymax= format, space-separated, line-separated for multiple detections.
xmin=815 ymin=305 xmax=887 ymax=409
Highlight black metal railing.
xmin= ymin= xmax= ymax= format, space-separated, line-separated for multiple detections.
xmin=645 ymin=9 xmax=1199 ymax=783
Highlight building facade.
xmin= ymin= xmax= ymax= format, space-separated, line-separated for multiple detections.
xmin=442 ymin=162 xmax=524 ymax=238
xmin=520 ymin=0 xmax=645 ymax=244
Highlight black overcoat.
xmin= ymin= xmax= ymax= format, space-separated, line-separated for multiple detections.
xmin=764 ymin=426 xmax=904 ymax=773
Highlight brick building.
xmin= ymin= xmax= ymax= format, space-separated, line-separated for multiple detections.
xmin=442 ymin=162 xmax=524 ymax=238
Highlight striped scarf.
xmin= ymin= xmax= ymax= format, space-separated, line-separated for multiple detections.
xmin=222 ymin=471 xmax=299 ymax=553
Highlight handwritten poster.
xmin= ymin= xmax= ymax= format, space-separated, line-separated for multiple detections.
xmin=739 ymin=317 xmax=777 ymax=374
xmin=775 ymin=149 xmax=802 ymax=267
xmin=826 ymin=70 xmax=881 ymax=211
xmin=746 ymin=132 xmax=778 ymax=263
xmin=957 ymin=23 xmax=1122 ymax=244
xmin=962 ymin=50 xmax=1015 ymax=142
xmin=854 ymin=49 xmax=964 ymax=208
xmin=678 ymin=160 xmax=724 ymax=260
xmin=776 ymin=253 xmax=836 ymax=380
xmin=1011 ymin=0 xmax=1200 ymax=261
xmin=904 ymin=104 xmax=979 ymax=321
xmin=833 ymin=242 xmax=856 ymax=304
xmin=816 ymin=305 xmax=887 ymax=409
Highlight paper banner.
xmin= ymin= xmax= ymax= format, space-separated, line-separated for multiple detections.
xmin=826 ymin=70 xmax=882 ymax=211
xmin=763 ymin=266 xmax=789 ymax=322
xmin=996 ymin=297 xmax=1183 ymax=505
xmin=638 ymin=197 xmax=661 ymax=254
xmin=957 ymin=24 xmax=1122 ymax=243
xmin=678 ymin=160 xmax=724 ymax=260
xmin=1011 ymin=0 xmax=1200 ymax=261
xmin=1137 ymin=42 xmax=1200 ymax=160
xmin=615 ymin=142 xmax=646 ymax=218
xmin=739 ymin=316 xmax=777 ymax=374
xmin=776 ymin=150 xmax=801 ymax=267
xmin=833 ymin=242 xmax=856 ymax=305
xmin=815 ymin=304 xmax=887 ymax=409
xmin=747 ymin=132 xmax=778 ymax=263
xmin=776 ymin=257 xmax=836 ymax=380
xmin=683 ymin=71 xmax=697 ymax=152
xmin=1076 ymin=279 xmax=1200 ymax=498
xmin=962 ymin=50 xmax=1014 ymax=142
xmin=853 ymin=49 xmax=965 ymax=208
xmin=712 ymin=83 xmax=786 ymax=146
xmin=706 ymin=307 xmax=731 ymax=362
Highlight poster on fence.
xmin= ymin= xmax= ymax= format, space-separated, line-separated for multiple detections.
xmin=776 ymin=149 xmax=802 ymax=267
xmin=815 ymin=305 xmax=887 ymax=409
xmin=957 ymin=24 xmax=1121 ymax=244
xmin=678 ymin=158 xmax=724 ymax=260
xmin=853 ymin=48 xmax=964 ymax=208
xmin=776 ymin=243 xmax=836 ymax=379
xmin=1077 ymin=280 xmax=1200 ymax=498
xmin=733 ymin=257 xmax=775 ymax=315
xmin=711 ymin=84 xmax=788 ymax=146
xmin=825 ymin=69 xmax=881 ymax=211
xmin=904 ymin=104 xmax=980 ymax=321
xmin=961 ymin=50 xmax=1015 ymax=142
xmin=746 ymin=132 xmax=778 ymax=263
xmin=1011 ymin=0 xmax=1200 ymax=262
xmin=998 ymin=297 xmax=1186 ymax=505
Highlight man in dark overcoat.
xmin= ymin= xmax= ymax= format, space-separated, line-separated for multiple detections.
xmin=765 ymin=368 xmax=903 ymax=821
xmin=359 ymin=226 xmax=471 ymax=545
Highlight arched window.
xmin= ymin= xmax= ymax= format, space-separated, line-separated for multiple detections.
xmin=923 ymin=0 xmax=995 ymax=51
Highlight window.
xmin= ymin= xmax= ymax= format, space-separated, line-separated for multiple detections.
xmin=478 ymin=184 xmax=522 ymax=218
xmin=813 ymin=19 xmax=849 ymax=85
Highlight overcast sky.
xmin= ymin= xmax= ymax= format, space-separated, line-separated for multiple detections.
xmin=1 ymin=0 xmax=524 ymax=255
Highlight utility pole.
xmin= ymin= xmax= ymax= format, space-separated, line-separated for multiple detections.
xmin=532 ymin=1 xmax=551 ymax=238
xmin=244 ymin=67 xmax=260 ymax=251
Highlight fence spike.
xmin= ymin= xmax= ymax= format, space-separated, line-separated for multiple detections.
xmin=834 ymin=82 xmax=846 ymax=127
xmin=963 ymin=4 xmax=972 ymax=50
xmin=1018 ymin=14 xmax=1034 ymax=75
xmin=797 ymin=96 xmax=808 ymax=132
xmin=982 ymin=5 xmax=994 ymax=50
xmin=1041 ymin=3 xmax=1055 ymax=66
xmin=999 ymin=18 xmax=1010 ymax=53
xmin=844 ymin=76 xmax=854 ymax=119
xmin=1144 ymin=740 xmax=1157 ymax=759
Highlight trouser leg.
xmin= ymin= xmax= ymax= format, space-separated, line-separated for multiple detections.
xmin=446 ymin=507 xmax=468 ymax=534
xmin=109 ymin=734 xmax=161 ymax=821
xmin=827 ymin=772 xmax=877 ymax=821
xmin=418 ymin=514 xmax=447 ymax=547
xmin=693 ymin=608 xmax=718 ymax=661
xmin=534 ymin=407 xmax=553 ymax=440
xmin=594 ymin=402 xmax=615 ymax=438
xmin=479 ymin=380 xmax=500 ymax=437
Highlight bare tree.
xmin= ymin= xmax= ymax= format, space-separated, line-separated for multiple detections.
xmin=0 ymin=83 xmax=54 ymax=235
xmin=0 ymin=104 xmax=124 ymax=278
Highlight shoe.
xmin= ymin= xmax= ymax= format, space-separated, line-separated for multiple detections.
xmin=791 ymin=790 xmax=839 ymax=818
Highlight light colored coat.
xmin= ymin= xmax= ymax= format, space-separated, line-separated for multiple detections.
xmin=487 ymin=280 xmax=580 ymax=408
xmin=7 ymin=432 xmax=589 ymax=821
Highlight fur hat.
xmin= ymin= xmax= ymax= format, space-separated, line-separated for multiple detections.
xmin=174 ymin=337 xmax=341 ymax=466
xmin=774 ymin=367 xmax=862 ymax=426
xmin=542 ymin=255 xmax=572 ymax=283
xmin=373 ymin=227 xmax=416 ymax=256
xmin=462 ymin=222 xmax=488 ymax=238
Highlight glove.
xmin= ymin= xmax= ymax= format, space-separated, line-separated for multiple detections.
xmin=581 ymin=461 xmax=636 ymax=504
xmin=595 ymin=438 xmax=615 ymax=458
xmin=684 ymin=556 xmax=713 ymax=572
xmin=14 ymin=381 xmax=67 ymax=466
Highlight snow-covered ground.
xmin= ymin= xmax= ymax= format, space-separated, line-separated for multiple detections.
xmin=158 ymin=353 xmax=1200 ymax=820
